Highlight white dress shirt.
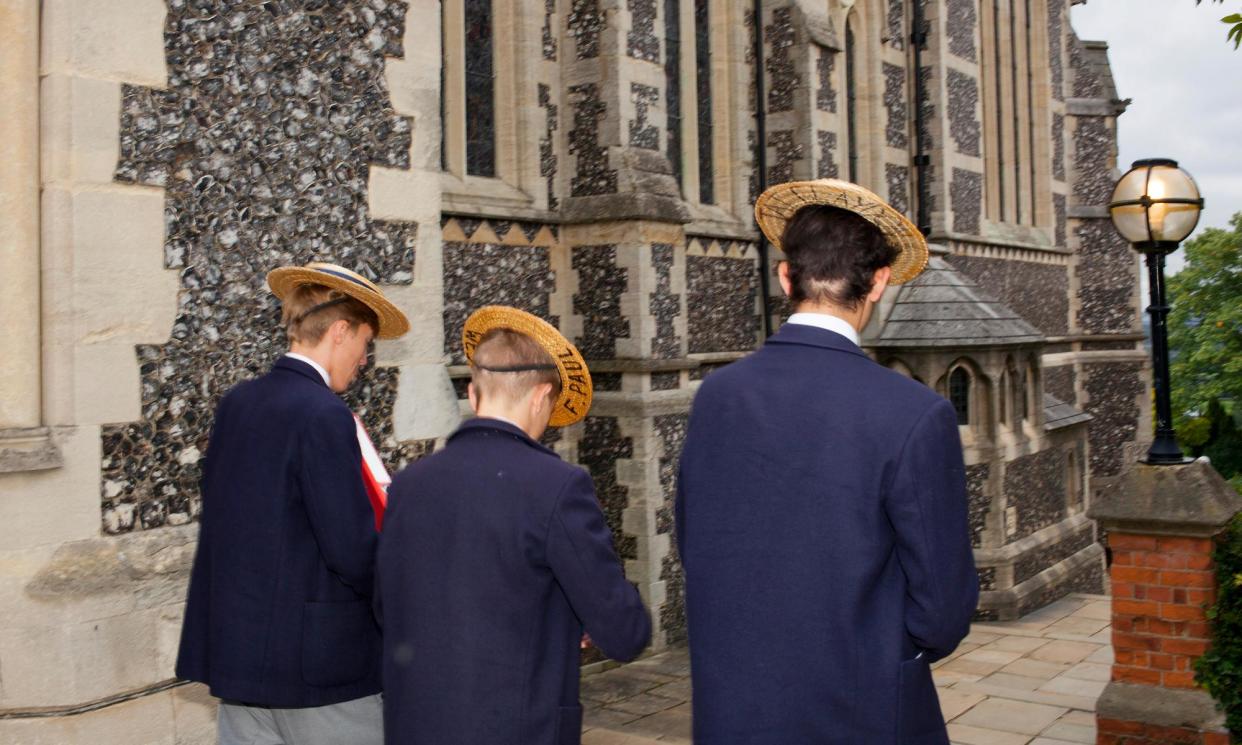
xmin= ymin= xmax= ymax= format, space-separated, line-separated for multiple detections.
xmin=784 ymin=312 xmax=861 ymax=347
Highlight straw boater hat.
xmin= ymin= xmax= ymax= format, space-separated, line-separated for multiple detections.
xmin=267 ymin=262 xmax=410 ymax=340
xmin=462 ymin=306 xmax=592 ymax=428
xmin=754 ymin=179 xmax=929 ymax=284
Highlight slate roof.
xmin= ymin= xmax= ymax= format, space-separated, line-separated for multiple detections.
xmin=1044 ymin=393 xmax=1093 ymax=431
xmin=871 ymin=256 xmax=1045 ymax=348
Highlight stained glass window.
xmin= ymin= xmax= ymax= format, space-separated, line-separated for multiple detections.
xmin=694 ymin=0 xmax=714 ymax=204
xmin=664 ymin=0 xmax=683 ymax=188
xmin=464 ymin=0 xmax=496 ymax=177
xmin=949 ymin=367 xmax=971 ymax=426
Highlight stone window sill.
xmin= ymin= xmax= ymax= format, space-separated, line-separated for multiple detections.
xmin=0 ymin=427 xmax=63 ymax=474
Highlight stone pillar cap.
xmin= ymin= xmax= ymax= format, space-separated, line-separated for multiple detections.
xmin=1088 ymin=458 xmax=1242 ymax=536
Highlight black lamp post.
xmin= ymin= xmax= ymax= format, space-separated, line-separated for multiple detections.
xmin=1107 ymin=158 xmax=1204 ymax=465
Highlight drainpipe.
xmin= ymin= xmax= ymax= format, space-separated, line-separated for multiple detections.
xmin=753 ymin=0 xmax=774 ymax=338
xmin=911 ymin=0 xmax=931 ymax=236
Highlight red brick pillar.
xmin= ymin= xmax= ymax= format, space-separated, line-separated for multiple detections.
xmin=1089 ymin=460 xmax=1241 ymax=745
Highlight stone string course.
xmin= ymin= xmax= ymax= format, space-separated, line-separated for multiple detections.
xmin=105 ymin=0 xmax=417 ymax=533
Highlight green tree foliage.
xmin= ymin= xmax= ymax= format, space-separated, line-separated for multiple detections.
xmin=1195 ymin=513 xmax=1242 ymax=735
xmin=1198 ymin=0 xmax=1242 ymax=48
xmin=1170 ymin=212 xmax=1242 ymax=481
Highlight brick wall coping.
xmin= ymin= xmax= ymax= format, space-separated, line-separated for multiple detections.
xmin=1089 ymin=459 xmax=1242 ymax=537
xmin=1098 ymin=682 xmax=1227 ymax=732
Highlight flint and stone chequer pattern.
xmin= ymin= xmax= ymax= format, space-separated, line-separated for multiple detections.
xmin=883 ymin=63 xmax=908 ymax=149
xmin=947 ymin=0 xmax=977 ymax=61
xmin=767 ymin=130 xmax=803 ymax=186
xmin=816 ymin=50 xmax=836 ymax=113
xmin=1051 ymin=113 xmax=1066 ymax=181
xmin=946 ymin=69 xmax=981 ymax=157
xmin=573 ymin=245 xmax=631 ymax=359
xmin=568 ymin=0 xmax=604 ymax=59
xmin=765 ymin=7 xmax=797 ymax=114
xmin=1044 ymin=365 xmax=1075 ymax=405
xmin=105 ymin=1 xmax=418 ymax=533
xmin=650 ymin=244 xmax=682 ymax=359
xmin=887 ymin=0 xmax=904 ymax=49
xmin=817 ymin=131 xmax=839 ymax=179
xmin=539 ymin=84 xmax=560 ymax=209
xmin=949 ymin=255 xmax=1070 ymax=336
xmin=655 ymin=414 xmax=689 ymax=644
xmin=543 ymin=0 xmax=558 ymax=59
xmin=951 ymin=168 xmax=983 ymax=235
xmin=1075 ymin=221 xmax=1137 ymax=334
xmin=629 ymin=84 xmax=661 ymax=151
xmin=967 ymin=463 xmax=991 ymax=548
xmin=1049 ymin=0 xmax=1064 ymax=101
xmin=686 ymin=244 xmax=760 ymax=354
xmin=1083 ymin=362 xmax=1143 ymax=479
xmin=627 ymin=0 xmax=659 ymax=62
xmin=886 ymin=164 xmax=911 ymax=218
xmin=442 ymin=219 xmax=559 ymax=364
xmin=579 ymin=417 xmax=638 ymax=560
xmin=1014 ymin=523 xmax=1095 ymax=584
xmin=569 ymin=84 xmax=617 ymax=197
xmin=1004 ymin=448 xmax=1066 ymax=540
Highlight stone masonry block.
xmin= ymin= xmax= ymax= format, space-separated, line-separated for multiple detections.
xmin=40 ymin=74 xmax=123 ymax=186
xmin=41 ymin=0 xmax=167 ymax=86
xmin=0 ymin=426 xmax=104 ymax=552
xmin=0 ymin=687 xmax=177 ymax=745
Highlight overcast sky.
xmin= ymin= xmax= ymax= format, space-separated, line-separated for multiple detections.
xmin=1071 ymin=0 xmax=1242 ymax=272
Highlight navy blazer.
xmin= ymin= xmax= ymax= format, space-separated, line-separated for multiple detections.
xmin=676 ymin=323 xmax=979 ymax=745
xmin=377 ymin=418 xmax=651 ymax=745
xmin=177 ymin=357 xmax=382 ymax=708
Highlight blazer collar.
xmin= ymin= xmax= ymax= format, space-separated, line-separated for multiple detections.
xmin=274 ymin=356 xmax=331 ymax=388
xmin=765 ymin=322 xmax=870 ymax=359
xmin=449 ymin=417 xmax=560 ymax=458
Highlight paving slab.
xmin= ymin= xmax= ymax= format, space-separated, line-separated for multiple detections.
xmin=946 ymin=722 xmax=1034 ymax=745
xmin=953 ymin=698 xmax=1068 ymax=735
xmin=581 ymin=594 xmax=1113 ymax=743
xmin=1040 ymin=719 xmax=1097 ymax=743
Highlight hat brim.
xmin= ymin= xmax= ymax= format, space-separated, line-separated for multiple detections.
xmin=267 ymin=267 xmax=410 ymax=340
xmin=462 ymin=307 xmax=592 ymax=428
xmin=754 ymin=179 xmax=929 ymax=284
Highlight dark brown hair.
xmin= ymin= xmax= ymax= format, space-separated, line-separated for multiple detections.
xmin=281 ymin=283 xmax=379 ymax=344
xmin=780 ymin=204 xmax=899 ymax=309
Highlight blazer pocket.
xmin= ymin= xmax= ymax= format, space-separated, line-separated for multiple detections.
xmin=301 ymin=601 xmax=375 ymax=687
xmin=897 ymin=656 xmax=946 ymax=744
xmin=554 ymin=704 xmax=583 ymax=745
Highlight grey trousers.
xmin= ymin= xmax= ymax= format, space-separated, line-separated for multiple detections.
xmin=218 ymin=694 xmax=384 ymax=745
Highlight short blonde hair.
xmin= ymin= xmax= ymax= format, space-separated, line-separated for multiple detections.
xmin=280 ymin=283 xmax=379 ymax=344
xmin=470 ymin=329 xmax=562 ymax=407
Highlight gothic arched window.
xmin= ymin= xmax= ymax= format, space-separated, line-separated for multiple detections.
xmin=463 ymin=0 xmax=496 ymax=177
xmin=949 ymin=366 xmax=971 ymax=426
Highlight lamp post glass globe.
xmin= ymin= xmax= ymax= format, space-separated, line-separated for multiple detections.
xmin=1108 ymin=158 xmax=1203 ymax=250
xmin=1108 ymin=159 xmax=1203 ymax=466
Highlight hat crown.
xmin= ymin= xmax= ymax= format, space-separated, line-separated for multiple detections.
xmin=302 ymin=262 xmax=381 ymax=294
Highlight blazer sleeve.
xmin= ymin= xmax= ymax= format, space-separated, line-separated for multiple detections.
xmin=546 ymin=469 xmax=652 ymax=662
xmin=885 ymin=397 xmax=980 ymax=662
xmin=298 ymin=405 xmax=378 ymax=596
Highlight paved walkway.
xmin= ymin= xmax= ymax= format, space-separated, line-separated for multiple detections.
xmin=580 ymin=593 xmax=1113 ymax=745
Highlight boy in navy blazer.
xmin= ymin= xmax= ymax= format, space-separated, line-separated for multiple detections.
xmin=677 ymin=181 xmax=979 ymax=744
xmin=177 ymin=263 xmax=410 ymax=745
xmin=377 ymin=307 xmax=651 ymax=745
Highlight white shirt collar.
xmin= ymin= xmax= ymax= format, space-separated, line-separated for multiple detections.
xmin=284 ymin=353 xmax=331 ymax=387
xmin=784 ymin=312 xmax=861 ymax=347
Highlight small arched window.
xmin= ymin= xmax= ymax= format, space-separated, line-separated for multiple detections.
xmin=949 ymin=367 xmax=971 ymax=425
